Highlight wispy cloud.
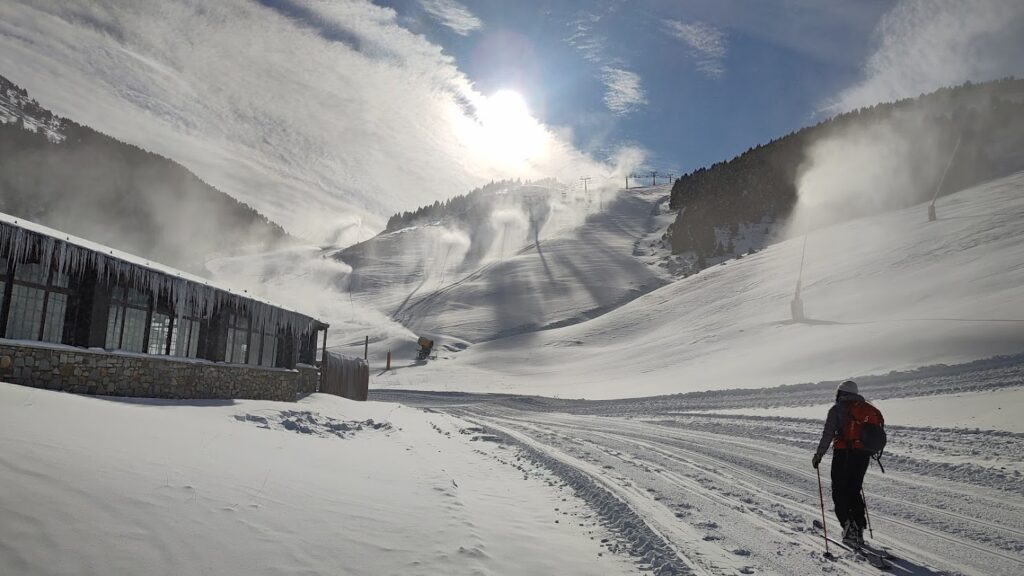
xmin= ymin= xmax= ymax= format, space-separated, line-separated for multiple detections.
xmin=565 ymin=12 xmax=605 ymax=65
xmin=830 ymin=0 xmax=1024 ymax=112
xmin=666 ymin=20 xmax=727 ymax=79
xmin=601 ymin=67 xmax=646 ymax=116
xmin=419 ymin=0 xmax=481 ymax=36
xmin=0 ymin=0 xmax=624 ymax=245
xmin=565 ymin=11 xmax=646 ymax=117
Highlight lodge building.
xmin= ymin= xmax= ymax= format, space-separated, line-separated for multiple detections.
xmin=0 ymin=212 xmax=330 ymax=401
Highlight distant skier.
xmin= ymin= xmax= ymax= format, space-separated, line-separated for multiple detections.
xmin=811 ymin=380 xmax=886 ymax=546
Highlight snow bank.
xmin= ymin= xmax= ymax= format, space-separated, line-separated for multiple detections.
xmin=708 ymin=387 xmax=1024 ymax=433
xmin=0 ymin=383 xmax=629 ymax=576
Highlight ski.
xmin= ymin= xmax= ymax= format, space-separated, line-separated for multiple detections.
xmin=812 ymin=520 xmax=893 ymax=569
xmin=858 ymin=541 xmax=897 ymax=561
xmin=823 ymin=536 xmax=890 ymax=570
xmin=827 ymin=536 xmax=897 ymax=560
xmin=812 ymin=520 xmax=897 ymax=561
xmin=849 ymin=542 xmax=890 ymax=570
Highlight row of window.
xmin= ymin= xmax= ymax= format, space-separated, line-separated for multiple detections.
xmin=225 ymin=312 xmax=278 ymax=367
xmin=1 ymin=258 xmax=71 ymax=343
xmin=1 ymin=259 xmax=281 ymax=367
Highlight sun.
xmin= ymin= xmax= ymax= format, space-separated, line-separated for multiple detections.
xmin=478 ymin=89 xmax=549 ymax=164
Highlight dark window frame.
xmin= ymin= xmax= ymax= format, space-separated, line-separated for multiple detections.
xmin=106 ymin=284 xmax=152 ymax=352
xmin=4 ymin=259 xmax=76 ymax=344
xmin=225 ymin=309 xmax=255 ymax=365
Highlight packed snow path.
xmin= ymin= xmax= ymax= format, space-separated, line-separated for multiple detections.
xmin=379 ymin=389 xmax=1024 ymax=575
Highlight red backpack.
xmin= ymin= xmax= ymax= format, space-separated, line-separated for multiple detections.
xmin=835 ymin=400 xmax=887 ymax=470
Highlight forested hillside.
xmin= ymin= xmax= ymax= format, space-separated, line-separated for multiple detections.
xmin=383 ymin=178 xmax=560 ymax=233
xmin=0 ymin=75 xmax=291 ymax=273
xmin=667 ymin=78 xmax=1024 ymax=263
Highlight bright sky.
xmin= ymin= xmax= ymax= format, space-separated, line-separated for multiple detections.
xmin=0 ymin=0 xmax=1022 ymax=244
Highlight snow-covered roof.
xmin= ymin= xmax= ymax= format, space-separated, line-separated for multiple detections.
xmin=0 ymin=212 xmax=326 ymax=331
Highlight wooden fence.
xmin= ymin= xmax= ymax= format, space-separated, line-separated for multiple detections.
xmin=320 ymin=351 xmax=369 ymax=401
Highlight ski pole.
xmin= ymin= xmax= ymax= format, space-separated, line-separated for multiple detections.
xmin=817 ymin=467 xmax=832 ymax=558
xmin=862 ymin=489 xmax=873 ymax=539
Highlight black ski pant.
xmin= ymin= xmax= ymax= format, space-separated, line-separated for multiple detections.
xmin=831 ymin=449 xmax=871 ymax=529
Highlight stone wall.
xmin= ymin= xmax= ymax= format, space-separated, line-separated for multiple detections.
xmin=0 ymin=341 xmax=307 ymax=402
xmin=296 ymin=364 xmax=320 ymax=396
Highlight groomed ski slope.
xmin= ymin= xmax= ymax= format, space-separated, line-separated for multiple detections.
xmin=376 ymin=172 xmax=1024 ymax=399
xmin=334 ymin=183 xmax=672 ymax=345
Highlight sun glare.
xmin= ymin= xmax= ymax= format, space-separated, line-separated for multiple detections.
xmin=478 ymin=89 xmax=549 ymax=164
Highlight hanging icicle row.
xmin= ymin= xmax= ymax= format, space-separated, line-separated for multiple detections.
xmin=0 ymin=219 xmax=318 ymax=335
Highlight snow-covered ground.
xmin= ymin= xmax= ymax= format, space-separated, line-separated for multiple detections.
xmin=376 ymin=377 xmax=1024 ymax=576
xmin=207 ymin=172 xmax=1024 ymax=402
xmin=369 ymin=172 xmax=1024 ymax=399
xmin=710 ymin=386 xmax=1024 ymax=434
xmin=63 ymin=172 xmax=1023 ymax=575
xmin=0 ymin=383 xmax=632 ymax=576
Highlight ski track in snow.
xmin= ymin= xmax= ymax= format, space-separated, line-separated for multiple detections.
xmin=379 ymin=365 xmax=1024 ymax=575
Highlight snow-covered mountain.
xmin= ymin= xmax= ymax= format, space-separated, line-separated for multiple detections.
xmin=366 ymin=171 xmax=1024 ymax=398
xmin=334 ymin=181 xmax=673 ymax=344
xmin=666 ymin=78 xmax=1024 ymax=270
xmin=0 ymin=75 xmax=291 ymax=274
xmin=0 ymin=78 xmax=65 ymax=142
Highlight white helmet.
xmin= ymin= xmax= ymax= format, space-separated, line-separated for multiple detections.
xmin=837 ymin=380 xmax=859 ymax=395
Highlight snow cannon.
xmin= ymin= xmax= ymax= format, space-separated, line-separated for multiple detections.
xmin=416 ymin=337 xmax=435 ymax=361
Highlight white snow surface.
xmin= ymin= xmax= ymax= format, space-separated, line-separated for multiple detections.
xmin=0 ymin=383 xmax=630 ymax=576
xmin=5 ymin=175 xmax=1024 ymax=576
xmin=368 ymin=172 xmax=1024 ymax=399
xmin=709 ymin=386 xmax=1024 ymax=434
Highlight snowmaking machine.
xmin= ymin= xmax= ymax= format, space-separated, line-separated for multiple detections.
xmin=416 ymin=337 xmax=435 ymax=361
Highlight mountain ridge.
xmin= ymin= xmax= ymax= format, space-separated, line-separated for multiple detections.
xmin=0 ymin=73 xmax=294 ymax=274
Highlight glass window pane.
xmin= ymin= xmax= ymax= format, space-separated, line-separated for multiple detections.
xmin=51 ymin=270 xmax=70 ymax=288
xmin=127 ymin=288 xmax=148 ymax=307
xmin=171 ymin=317 xmax=200 ymax=358
xmin=170 ymin=319 xmax=181 ymax=356
xmin=42 ymin=292 xmax=68 ymax=343
xmin=226 ymin=327 xmax=250 ymax=364
xmin=238 ymin=329 xmax=250 ymax=364
xmin=120 ymin=308 xmax=147 ymax=353
xmin=148 ymin=312 xmax=171 ymax=355
xmin=106 ymin=305 xmax=124 ymax=349
xmin=13 ymin=262 xmax=47 ymax=284
xmin=188 ymin=323 xmax=199 ymax=358
xmin=261 ymin=334 xmax=277 ymax=367
xmin=5 ymin=285 xmax=45 ymax=340
xmin=248 ymin=334 xmax=261 ymax=366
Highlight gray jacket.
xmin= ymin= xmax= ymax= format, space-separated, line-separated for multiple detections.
xmin=815 ymin=393 xmax=865 ymax=458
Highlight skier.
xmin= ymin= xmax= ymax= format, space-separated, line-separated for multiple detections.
xmin=811 ymin=380 xmax=882 ymax=546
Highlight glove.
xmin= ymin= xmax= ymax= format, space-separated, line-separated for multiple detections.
xmin=812 ymin=453 xmax=822 ymax=469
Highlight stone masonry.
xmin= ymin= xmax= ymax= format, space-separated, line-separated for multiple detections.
xmin=0 ymin=342 xmax=321 ymax=402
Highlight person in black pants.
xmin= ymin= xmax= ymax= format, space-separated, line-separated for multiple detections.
xmin=812 ymin=380 xmax=871 ymax=545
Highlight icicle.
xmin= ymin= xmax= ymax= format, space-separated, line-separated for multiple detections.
xmin=0 ymin=217 xmax=319 ymax=340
